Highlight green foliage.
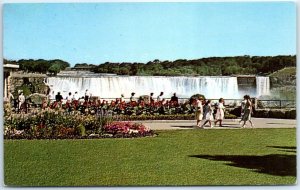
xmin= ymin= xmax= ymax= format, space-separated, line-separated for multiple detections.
xmin=190 ymin=94 xmax=206 ymax=101
xmin=269 ymin=67 xmax=296 ymax=78
xmin=91 ymin=55 xmax=296 ymax=76
xmin=14 ymin=82 xmax=49 ymax=97
xmin=15 ymin=86 xmax=32 ymax=97
xmin=5 ymin=55 xmax=296 ymax=76
xmin=48 ymin=64 xmax=61 ymax=75
xmin=5 ymin=59 xmax=70 ymax=74
xmin=264 ymin=87 xmax=296 ymax=101
xmin=74 ymin=63 xmax=96 ymax=68
xmin=75 ymin=124 xmax=86 ymax=136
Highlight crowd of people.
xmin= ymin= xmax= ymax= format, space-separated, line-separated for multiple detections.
xmin=44 ymin=90 xmax=187 ymax=115
xmin=47 ymin=90 xmax=181 ymax=108
xmin=11 ymin=89 xmax=254 ymax=128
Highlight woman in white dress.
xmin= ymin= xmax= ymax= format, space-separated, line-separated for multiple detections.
xmin=195 ymin=97 xmax=204 ymax=127
xmin=201 ymin=100 xmax=214 ymax=128
xmin=214 ymin=98 xmax=225 ymax=127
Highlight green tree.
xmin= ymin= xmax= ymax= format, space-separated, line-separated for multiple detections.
xmin=48 ymin=64 xmax=61 ymax=75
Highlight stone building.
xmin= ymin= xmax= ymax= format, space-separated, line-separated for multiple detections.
xmin=3 ymin=63 xmax=50 ymax=102
xmin=3 ymin=63 xmax=19 ymax=101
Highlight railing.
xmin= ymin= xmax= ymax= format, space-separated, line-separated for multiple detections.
xmin=256 ymin=100 xmax=296 ymax=109
xmin=41 ymin=98 xmax=298 ymax=108
xmin=208 ymin=99 xmax=296 ymax=109
xmin=7 ymin=98 xmax=296 ymax=114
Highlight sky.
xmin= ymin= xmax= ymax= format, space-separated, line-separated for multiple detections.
xmin=3 ymin=2 xmax=296 ymax=66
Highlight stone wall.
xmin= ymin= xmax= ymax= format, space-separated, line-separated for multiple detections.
xmin=9 ymin=73 xmax=49 ymax=96
xmin=236 ymin=76 xmax=256 ymax=95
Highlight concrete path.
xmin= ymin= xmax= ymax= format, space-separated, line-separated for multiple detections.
xmin=139 ymin=118 xmax=297 ymax=130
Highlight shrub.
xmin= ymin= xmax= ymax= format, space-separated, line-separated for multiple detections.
xmin=224 ymin=113 xmax=238 ymax=119
xmin=190 ymin=94 xmax=206 ymax=103
xmin=269 ymin=109 xmax=286 ymax=118
xmin=75 ymin=124 xmax=86 ymax=136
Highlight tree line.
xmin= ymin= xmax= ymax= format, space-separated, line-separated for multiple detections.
xmin=4 ymin=55 xmax=296 ymax=76
xmin=4 ymin=59 xmax=70 ymax=75
xmin=91 ymin=55 xmax=296 ymax=76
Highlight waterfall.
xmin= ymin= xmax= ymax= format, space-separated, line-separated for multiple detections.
xmin=46 ymin=75 xmax=240 ymax=99
xmin=256 ymin=76 xmax=270 ymax=97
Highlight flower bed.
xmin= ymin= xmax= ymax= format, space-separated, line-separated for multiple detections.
xmin=103 ymin=122 xmax=155 ymax=138
xmin=4 ymin=109 xmax=156 ymax=139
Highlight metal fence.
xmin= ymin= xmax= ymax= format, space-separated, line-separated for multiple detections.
xmin=256 ymin=100 xmax=296 ymax=109
xmin=203 ymin=99 xmax=296 ymax=109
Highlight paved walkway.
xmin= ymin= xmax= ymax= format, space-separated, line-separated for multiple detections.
xmin=139 ymin=118 xmax=297 ymax=130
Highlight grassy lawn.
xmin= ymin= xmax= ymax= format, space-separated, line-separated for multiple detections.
xmin=4 ymin=128 xmax=296 ymax=186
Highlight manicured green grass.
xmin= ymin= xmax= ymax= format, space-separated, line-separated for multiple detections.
xmin=4 ymin=128 xmax=296 ymax=186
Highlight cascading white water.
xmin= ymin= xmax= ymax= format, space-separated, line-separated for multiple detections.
xmin=256 ymin=76 xmax=270 ymax=97
xmin=46 ymin=75 xmax=240 ymax=99
xmin=46 ymin=73 xmax=271 ymax=99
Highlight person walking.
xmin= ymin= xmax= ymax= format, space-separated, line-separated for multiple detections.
xmin=195 ymin=96 xmax=204 ymax=128
xmin=214 ymin=98 xmax=225 ymax=127
xmin=240 ymin=95 xmax=254 ymax=128
xmin=201 ymin=100 xmax=214 ymax=128
xmin=239 ymin=95 xmax=247 ymax=124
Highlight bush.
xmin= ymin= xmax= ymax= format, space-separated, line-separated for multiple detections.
xmin=228 ymin=107 xmax=242 ymax=117
xmin=290 ymin=109 xmax=296 ymax=119
xmin=75 ymin=124 xmax=86 ymax=136
xmin=254 ymin=109 xmax=270 ymax=118
xmin=269 ymin=109 xmax=286 ymax=119
xmin=224 ymin=114 xmax=238 ymax=119
xmin=253 ymin=109 xmax=296 ymax=119
xmin=190 ymin=94 xmax=206 ymax=103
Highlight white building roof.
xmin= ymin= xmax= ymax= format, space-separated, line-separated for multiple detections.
xmin=3 ymin=64 xmax=19 ymax=69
